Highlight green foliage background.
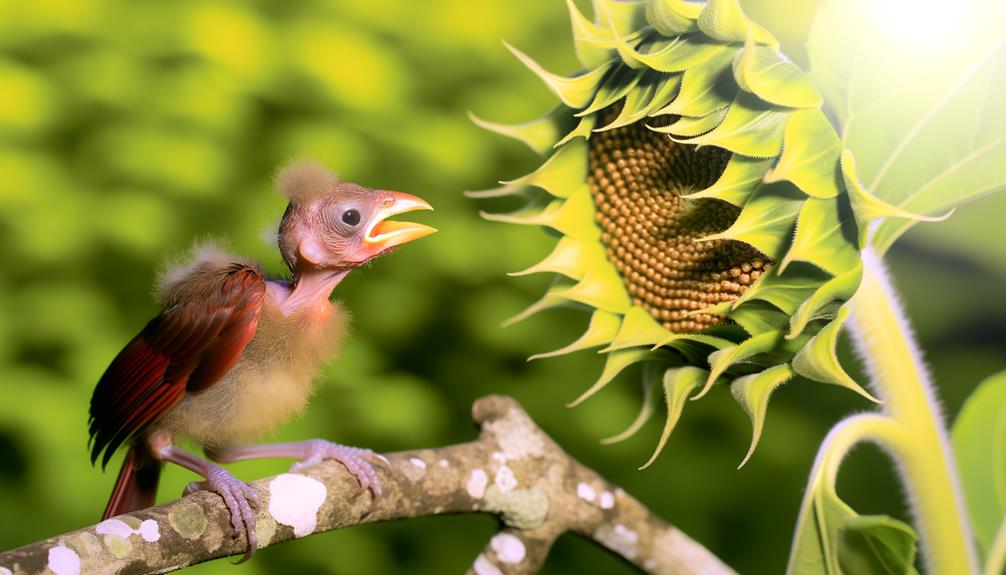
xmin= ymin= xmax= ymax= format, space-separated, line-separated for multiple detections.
xmin=0 ymin=0 xmax=1003 ymax=573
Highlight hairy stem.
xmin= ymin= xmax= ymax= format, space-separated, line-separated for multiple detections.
xmin=846 ymin=247 xmax=978 ymax=573
xmin=0 ymin=396 xmax=733 ymax=575
xmin=786 ymin=413 xmax=909 ymax=572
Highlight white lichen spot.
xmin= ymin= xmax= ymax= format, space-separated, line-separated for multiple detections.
xmin=577 ymin=482 xmax=597 ymax=502
xmin=490 ymin=532 xmax=526 ymax=564
xmin=409 ymin=457 xmax=427 ymax=469
xmin=491 ymin=451 xmax=507 ymax=463
xmin=494 ymin=465 xmax=518 ymax=492
xmin=96 ymin=518 xmax=161 ymax=543
xmin=614 ymin=524 xmax=639 ymax=544
xmin=268 ymin=473 xmax=327 ymax=537
xmin=95 ymin=519 xmax=133 ymax=539
xmin=473 ymin=553 xmax=503 ymax=575
xmin=438 ymin=459 xmax=449 ymax=468
xmin=47 ymin=545 xmax=80 ymax=575
xmin=467 ymin=468 xmax=489 ymax=499
xmin=138 ymin=520 xmax=160 ymax=542
xmin=484 ymin=408 xmax=546 ymax=461
xmin=600 ymin=490 xmax=615 ymax=509
xmin=596 ymin=523 xmax=640 ymax=561
xmin=1 ymin=566 xmax=12 ymax=575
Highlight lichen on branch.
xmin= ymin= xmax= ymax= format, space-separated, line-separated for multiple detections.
xmin=0 ymin=396 xmax=734 ymax=575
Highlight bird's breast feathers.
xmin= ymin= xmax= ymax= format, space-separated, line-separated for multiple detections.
xmin=157 ymin=287 xmax=348 ymax=447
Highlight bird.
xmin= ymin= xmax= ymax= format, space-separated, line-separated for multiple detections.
xmin=87 ymin=160 xmax=436 ymax=560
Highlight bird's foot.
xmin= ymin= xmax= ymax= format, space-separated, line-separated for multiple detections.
xmin=184 ymin=465 xmax=260 ymax=562
xmin=290 ymin=439 xmax=384 ymax=501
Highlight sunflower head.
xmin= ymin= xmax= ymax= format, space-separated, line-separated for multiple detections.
xmin=472 ymin=0 xmax=922 ymax=467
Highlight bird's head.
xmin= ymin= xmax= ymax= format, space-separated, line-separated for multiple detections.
xmin=276 ymin=160 xmax=436 ymax=274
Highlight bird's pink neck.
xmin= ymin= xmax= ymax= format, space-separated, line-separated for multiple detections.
xmin=269 ymin=268 xmax=350 ymax=317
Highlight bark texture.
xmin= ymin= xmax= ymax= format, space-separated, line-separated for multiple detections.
xmin=0 ymin=395 xmax=735 ymax=575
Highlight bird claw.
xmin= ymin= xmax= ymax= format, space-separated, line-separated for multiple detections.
xmin=185 ymin=466 xmax=260 ymax=562
xmin=290 ymin=440 xmax=384 ymax=503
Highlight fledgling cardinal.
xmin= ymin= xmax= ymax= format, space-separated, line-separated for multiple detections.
xmin=88 ymin=160 xmax=435 ymax=559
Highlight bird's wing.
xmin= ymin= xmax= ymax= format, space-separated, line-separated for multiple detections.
xmin=88 ymin=262 xmax=266 ymax=468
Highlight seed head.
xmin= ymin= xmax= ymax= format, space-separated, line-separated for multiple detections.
xmin=589 ymin=110 xmax=771 ymax=332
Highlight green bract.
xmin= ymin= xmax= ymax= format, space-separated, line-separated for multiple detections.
xmin=472 ymin=0 xmax=929 ymax=466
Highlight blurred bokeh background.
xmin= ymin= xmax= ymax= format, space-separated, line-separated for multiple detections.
xmin=0 ymin=0 xmax=1003 ymax=573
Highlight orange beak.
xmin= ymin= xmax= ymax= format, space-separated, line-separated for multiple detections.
xmin=362 ymin=191 xmax=437 ymax=256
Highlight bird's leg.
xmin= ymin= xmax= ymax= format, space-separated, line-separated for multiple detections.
xmin=206 ymin=440 xmax=384 ymax=500
xmin=147 ymin=432 xmax=259 ymax=562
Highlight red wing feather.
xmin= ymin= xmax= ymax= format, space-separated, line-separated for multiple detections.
xmin=89 ymin=262 xmax=266 ymax=468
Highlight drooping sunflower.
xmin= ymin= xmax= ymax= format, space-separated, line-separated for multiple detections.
xmin=472 ymin=0 xmax=928 ymax=466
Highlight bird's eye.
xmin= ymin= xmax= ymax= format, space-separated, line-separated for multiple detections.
xmin=341 ymin=209 xmax=361 ymax=226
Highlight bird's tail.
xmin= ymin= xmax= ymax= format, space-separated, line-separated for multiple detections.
xmin=102 ymin=443 xmax=163 ymax=520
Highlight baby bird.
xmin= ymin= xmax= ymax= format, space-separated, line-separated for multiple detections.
xmin=87 ymin=161 xmax=435 ymax=559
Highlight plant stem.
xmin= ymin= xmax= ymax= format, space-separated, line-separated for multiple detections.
xmin=846 ymin=247 xmax=978 ymax=574
xmin=786 ymin=413 xmax=909 ymax=573
xmin=984 ymin=519 xmax=1006 ymax=575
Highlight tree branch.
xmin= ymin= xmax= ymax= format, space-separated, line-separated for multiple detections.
xmin=0 ymin=395 xmax=734 ymax=575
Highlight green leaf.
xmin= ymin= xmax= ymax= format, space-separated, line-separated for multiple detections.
xmin=630 ymin=34 xmax=730 ymax=74
xmin=778 ymin=195 xmax=860 ymax=276
xmin=697 ymin=330 xmax=783 ymax=399
xmin=651 ymin=108 xmax=727 ymax=138
xmin=566 ymin=0 xmax=616 ymax=68
xmin=765 ymin=108 xmax=842 ymax=199
xmin=497 ymin=138 xmax=589 ymax=199
xmin=558 ymin=258 xmax=632 ymax=313
xmin=687 ymin=91 xmax=790 ymax=158
xmin=696 ymin=0 xmax=778 ymax=47
xmin=579 ymin=65 xmax=643 ymax=116
xmin=480 ymin=183 xmax=600 ymax=241
xmin=652 ymin=48 xmax=735 ymax=116
xmin=733 ymin=263 xmax=831 ymax=315
xmin=787 ymin=263 xmax=863 ymax=339
xmin=806 ymin=0 xmax=1006 ymax=253
xmin=732 ymin=39 xmax=822 ymax=109
xmin=506 ymin=42 xmax=613 ymax=109
xmin=645 ymin=0 xmax=699 ymax=36
xmin=700 ymin=181 xmax=803 ymax=259
xmin=596 ymin=72 xmax=682 ymax=131
xmin=687 ymin=155 xmax=774 ymax=207
xmin=731 ymin=364 xmax=794 ymax=468
xmin=604 ymin=305 xmax=674 ymax=351
xmin=640 ymin=366 xmax=707 ymax=469
xmin=726 ymin=299 xmax=793 ymax=337
xmin=839 ymin=516 xmax=921 ymax=575
xmin=951 ymin=370 xmax=1006 ymax=556
xmin=568 ymin=347 xmax=656 ymax=407
xmin=468 ymin=107 xmax=575 ymax=156
xmin=556 ymin=113 xmax=598 ymax=148
xmin=501 ymin=283 xmax=573 ymax=328
xmin=788 ymin=482 xmax=920 ymax=575
xmin=509 ymin=235 xmax=602 ymax=280
xmin=529 ymin=309 xmax=622 ymax=361
xmin=602 ymin=362 xmax=661 ymax=444
xmin=791 ymin=307 xmax=879 ymax=403
xmin=591 ymin=0 xmax=648 ymax=37
xmin=840 ymin=151 xmax=949 ymax=248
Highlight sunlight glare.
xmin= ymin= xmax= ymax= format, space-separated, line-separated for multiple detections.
xmin=872 ymin=0 xmax=970 ymax=54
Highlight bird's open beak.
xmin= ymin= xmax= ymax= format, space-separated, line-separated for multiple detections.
xmin=363 ymin=191 xmax=437 ymax=255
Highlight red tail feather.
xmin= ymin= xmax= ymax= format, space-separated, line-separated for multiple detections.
xmin=103 ymin=444 xmax=162 ymax=520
